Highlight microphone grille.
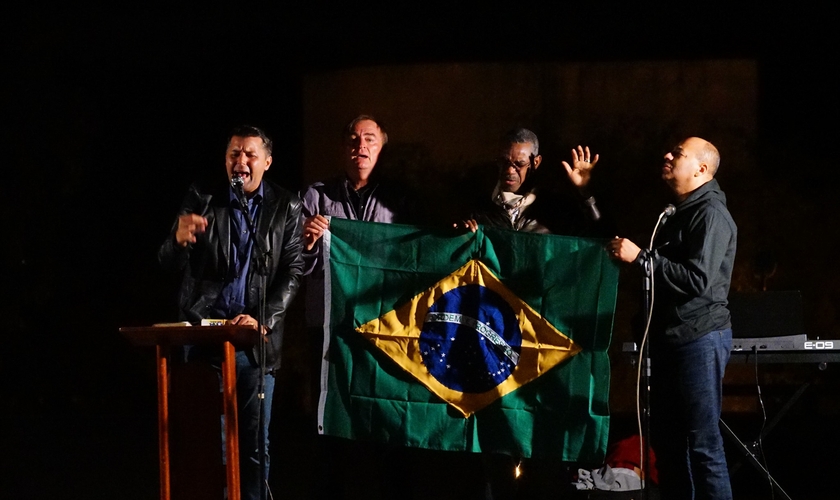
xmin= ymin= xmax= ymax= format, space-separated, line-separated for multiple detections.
xmin=230 ymin=175 xmax=244 ymax=189
xmin=664 ymin=204 xmax=676 ymax=217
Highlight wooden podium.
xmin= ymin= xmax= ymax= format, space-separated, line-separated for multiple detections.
xmin=120 ymin=325 xmax=260 ymax=500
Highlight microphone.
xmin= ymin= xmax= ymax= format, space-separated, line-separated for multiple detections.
xmin=658 ymin=204 xmax=676 ymax=229
xmin=657 ymin=204 xmax=676 ymax=230
xmin=230 ymin=175 xmax=249 ymax=210
xmin=583 ymin=195 xmax=601 ymax=222
xmin=649 ymin=204 xmax=676 ymax=249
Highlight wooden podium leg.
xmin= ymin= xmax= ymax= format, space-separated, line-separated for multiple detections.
xmin=156 ymin=345 xmax=171 ymax=500
xmin=120 ymin=325 xmax=255 ymax=500
xmin=222 ymin=341 xmax=241 ymax=500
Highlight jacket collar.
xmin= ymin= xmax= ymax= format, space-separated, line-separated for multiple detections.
xmin=257 ymin=181 xmax=278 ymax=253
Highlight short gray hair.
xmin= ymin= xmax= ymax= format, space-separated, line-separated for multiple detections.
xmin=344 ymin=114 xmax=388 ymax=145
xmin=502 ymin=127 xmax=539 ymax=156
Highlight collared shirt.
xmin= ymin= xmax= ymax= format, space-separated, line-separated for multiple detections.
xmin=209 ymin=183 xmax=264 ymax=318
xmin=346 ymin=178 xmax=376 ymax=219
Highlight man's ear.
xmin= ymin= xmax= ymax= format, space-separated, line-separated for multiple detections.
xmin=696 ymin=161 xmax=708 ymax=176
xmin=532 ymin=154 xmax=542 ymax=170
xmin=265 ymin=155 xmax=273 ymax=171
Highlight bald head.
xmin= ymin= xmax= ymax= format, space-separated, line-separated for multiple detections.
xmin=693 ymin=137 xmax=720 ymax=176
xmin=662 ymin=137 xmax=721 ymax=200
xmin=680 ymin=137 xmax=720 ymax=177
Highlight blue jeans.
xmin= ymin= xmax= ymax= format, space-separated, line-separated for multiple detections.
xmin=190 ymin=348 xmax=274 ymax=500
xmin=651 ymin=329 xmax=733 ymax=500
xmin=233 ymin=350 xmax=275 ymax=500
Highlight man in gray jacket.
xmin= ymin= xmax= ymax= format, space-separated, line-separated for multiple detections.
xmin=608 ymin=137 xmax=737 ymax=500
xmin=299 ymin=114 xmax=412 ymax=329
xmin=298 ymin=115 xmax=413 ymax=498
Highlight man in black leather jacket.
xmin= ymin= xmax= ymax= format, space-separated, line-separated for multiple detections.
xmin=461 ymin=127 xmax=605 ymax=237
xmin=158 ymin=125 xmax=304 ymax=500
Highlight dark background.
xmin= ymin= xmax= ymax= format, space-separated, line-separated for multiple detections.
xmin=3 ymin=4 xmax=839 ymax=499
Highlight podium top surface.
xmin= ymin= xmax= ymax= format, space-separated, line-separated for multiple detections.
xmin=119 ymin=325 xmax=261 ymax=347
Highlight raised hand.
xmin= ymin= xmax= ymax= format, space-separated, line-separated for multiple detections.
xmin=562 ymin=145 xmax=600 ymax=189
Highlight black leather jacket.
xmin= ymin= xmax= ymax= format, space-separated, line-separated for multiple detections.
xmin=158 ymin=179 xmax=304 ymax=371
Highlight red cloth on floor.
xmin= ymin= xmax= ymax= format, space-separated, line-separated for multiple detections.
xmin=605 ymin=435 xmax=658 ymax=485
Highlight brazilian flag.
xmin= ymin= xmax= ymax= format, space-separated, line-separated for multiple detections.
xmin=317 ymin=218 xmax=618 ymax=462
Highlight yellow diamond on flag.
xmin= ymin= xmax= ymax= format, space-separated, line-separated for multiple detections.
xmin=356 ymin=259 xmax=582 ymax=417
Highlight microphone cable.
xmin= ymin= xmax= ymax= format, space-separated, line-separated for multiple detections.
xmin=634 ymin=206 xmax=674 ymax=491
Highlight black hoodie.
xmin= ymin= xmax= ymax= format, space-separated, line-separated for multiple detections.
xmin=646 ymin=178 xmax=738 ymax=345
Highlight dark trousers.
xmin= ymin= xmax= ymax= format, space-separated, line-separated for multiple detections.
xmin=651 ymin=329 xmax=733 ymax=500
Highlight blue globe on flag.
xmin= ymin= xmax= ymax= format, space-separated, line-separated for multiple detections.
xmin=420 ymin=284 xmax=523 ymax=393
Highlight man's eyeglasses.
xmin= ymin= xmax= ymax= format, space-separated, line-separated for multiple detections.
xmin=497 ymin=157 xmax=533 ymax=171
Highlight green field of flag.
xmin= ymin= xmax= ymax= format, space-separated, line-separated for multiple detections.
xmin=316 ymin=218 xmax=618 ymax=462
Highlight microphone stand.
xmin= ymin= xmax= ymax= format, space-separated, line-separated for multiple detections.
xmin=233 ymin=180 xmax=272 ymax=499
xmin=638 ymin=205 xmax=673 ymax=500
xmin=640 ymin=253 xmax=652 ymax=500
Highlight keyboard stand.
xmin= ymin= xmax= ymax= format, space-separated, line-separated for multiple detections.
xmin=719 ymin=418 xmax=793 ymax=499
xmin=722 ymin=348 xmax=840 ymax=499
xmin=718 ymin=379 xmax=811 ymax=500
